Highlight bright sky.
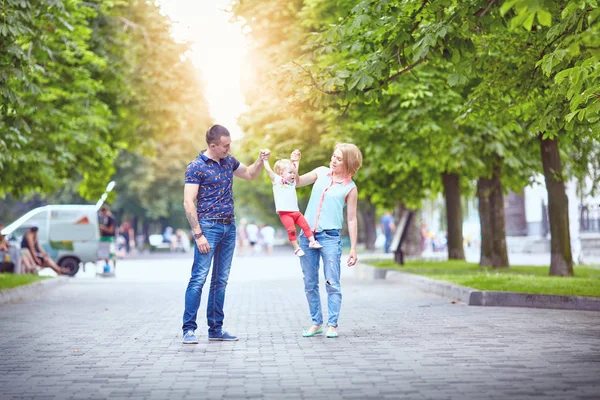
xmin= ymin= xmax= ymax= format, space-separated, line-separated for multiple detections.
xmin=157 ymin=0 xmax=247 ymax=140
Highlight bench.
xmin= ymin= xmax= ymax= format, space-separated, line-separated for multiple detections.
xmin=148 ymin=234 xmax=171 ymax=252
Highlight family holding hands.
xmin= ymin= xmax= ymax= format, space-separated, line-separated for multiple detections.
xmin=182 ymin=124 xmax=362 ymax=343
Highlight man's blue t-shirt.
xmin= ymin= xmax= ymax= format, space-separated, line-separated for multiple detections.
xmin=380 ymin=214 xmax=394 ymax=235
xmin=185 ymin=152 xmax=240 ymax=219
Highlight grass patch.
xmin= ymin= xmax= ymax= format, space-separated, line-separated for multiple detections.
xmin=366 ymin=260 xmax=600 ymax=297
xmin=0 ymin=273 xmax=49 ymax=291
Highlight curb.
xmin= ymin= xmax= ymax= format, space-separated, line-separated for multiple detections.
xmin=355 ymin=263 xmax=600 ymax=311
xmin=0 ymin=276 xmax=70 ymax=305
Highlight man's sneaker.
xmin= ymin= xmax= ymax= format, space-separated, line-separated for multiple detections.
xmin=208 ymin=331 xmax=239 ymax=341
xmin=309 ymin=240 xmax=323 ymax=249
xmin=182 ymin=330 xmax=199 ymax=344
xmin=294 ymin=248 xmax=305 ymax=257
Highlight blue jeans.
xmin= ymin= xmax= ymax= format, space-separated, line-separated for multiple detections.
xmin=384 ymin=232 xmax=393 ymax=253
xmin=298 ymin=229 xmax=342 ymax=327
xmin=182 ymin=220 xmax=236 ymax=334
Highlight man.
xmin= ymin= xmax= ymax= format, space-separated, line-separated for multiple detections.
xmin=380 ymin=210 xmax=396 ymax=254
xmin=182 ymin=124 xmax=269 ymax=344
xmin=99 ymin=206 xmax=116 ymax=271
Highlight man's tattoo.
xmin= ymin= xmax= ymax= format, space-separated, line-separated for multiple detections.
xmin=186 ymin=211 xmax=199 ymax=231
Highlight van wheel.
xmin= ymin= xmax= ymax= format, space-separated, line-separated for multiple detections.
xmin=59 ymin=257 xmax=80 ymax=276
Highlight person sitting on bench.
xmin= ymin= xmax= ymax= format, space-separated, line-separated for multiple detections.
xmin=21 ymin=225 xmax=68 ymax=275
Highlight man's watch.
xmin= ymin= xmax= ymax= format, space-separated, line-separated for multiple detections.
xmin=193 ymin=232 xmax=204 ymax=240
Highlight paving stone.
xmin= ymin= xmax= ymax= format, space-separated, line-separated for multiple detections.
xmin=0 ymin=252 xmax=599 ymax=399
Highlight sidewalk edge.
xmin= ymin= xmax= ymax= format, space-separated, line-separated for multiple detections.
xmin=355 ymin=263 xmax=600 ymax=311
xmin=0 ymin=277 xmax=70 ymax=305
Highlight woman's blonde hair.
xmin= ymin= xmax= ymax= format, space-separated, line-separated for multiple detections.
xmin=335 ymin=143 xmax=363 ymax=176
xmin=273 ymin=159 xmax=294 ymax=175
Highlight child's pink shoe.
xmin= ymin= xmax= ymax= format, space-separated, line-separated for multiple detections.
xmin=294 ymin=248 xmax=305 ymax=257
xmin=309 ymin=240 xmax=323 ymax=249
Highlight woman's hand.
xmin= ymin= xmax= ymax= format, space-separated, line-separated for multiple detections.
xmin=347 ymin=249 xmax=358 ymax=267
xmin=195 ymin=236 xmax=210 ymax=254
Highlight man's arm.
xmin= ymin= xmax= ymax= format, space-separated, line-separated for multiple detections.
xmin=184 ymin=184 xmax=201 ymax=235
xmin=184 ymin=183 xmax=210 ymax=254
xmin=346 ymin=187 xmax=359 ymax=267
xmin=233 ymin=149 xmax=270 ymax=180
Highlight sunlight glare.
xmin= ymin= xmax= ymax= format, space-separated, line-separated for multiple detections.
xmin=158 ymin=0 xmax=248 ymax=140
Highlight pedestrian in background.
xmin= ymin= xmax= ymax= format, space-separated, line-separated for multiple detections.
xmin=380 ymin=210 xmax=396 ymax=253
xmin=99 ymin=206 xmax=116 ymax=271
xmin=181 ymin=124 xmax=269 ymax=344
xmin=259 ymin=224 xmax=275 ymax=256
xmin=21 ymin=225 xmax=68 ymax=275
xmin=236 ymin=218 xmax=249 ymax=256
xmin=245 ymin=220 xmax=259 ymax=255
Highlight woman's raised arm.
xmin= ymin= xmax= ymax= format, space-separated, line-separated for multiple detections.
xmin=296 ymin=168 xmax=320 ymax=188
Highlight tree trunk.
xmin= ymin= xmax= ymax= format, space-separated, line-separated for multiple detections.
xmin=477 ymin=161 xmax=509 ymax=268
xmin=359 ymin=199 xmax=377 ymax=251
xmin=142 ymin=220 xmax=151 ymax=245
xmin=477 ymin=178 xmax=494 ymax=267
xmin=490 ymin=160 xmax=509 ymax=268
xmin=539 ymin=134 xmax=573 ymax=276
xmin=442 ymin=172 xmax=465 ymax=260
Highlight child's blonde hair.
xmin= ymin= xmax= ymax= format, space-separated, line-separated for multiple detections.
xmin=335 ymin=143 xmax=363 ymax=176
xmin=273 ymin=159 xmax=295 ymax=175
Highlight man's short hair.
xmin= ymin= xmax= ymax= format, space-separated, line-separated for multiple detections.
xmin=100 ymin=206 xmax=109 ymax=212
xmin=206 ymin=124 xmax=231 ymax=146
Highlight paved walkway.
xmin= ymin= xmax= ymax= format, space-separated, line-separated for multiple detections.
xmin=1 ymin=251 xmax=599 ymax=399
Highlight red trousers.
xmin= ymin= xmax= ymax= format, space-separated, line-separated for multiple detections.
xmin=278 ymin=211 xmax=314 ymax=242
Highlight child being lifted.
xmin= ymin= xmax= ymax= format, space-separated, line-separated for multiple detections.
xmin=263 ymin=149 xmax=322 ymax=256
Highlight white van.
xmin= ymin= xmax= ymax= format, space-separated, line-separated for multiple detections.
xmin=1 ymin=205 xmax=101 ymax=276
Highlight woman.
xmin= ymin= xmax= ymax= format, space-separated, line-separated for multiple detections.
xmin=21 ymin=226 xmax=68 ymax=275
xmin=295 ymin=143 xmax=363 ymax=338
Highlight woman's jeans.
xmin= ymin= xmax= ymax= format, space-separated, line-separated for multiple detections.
xmin=182 ymin=220 xmax=236 ymax=335
xmin=299 ymin=229 xmax=342 ymax=327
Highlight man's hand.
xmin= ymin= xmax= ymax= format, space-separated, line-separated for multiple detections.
xmin=290 ymin=149 xmax=301 ymax=162
xmin=259 ymin=148 xmax=271 ymax=161
xmin=195 ymin=236 xmax=210 ymax=254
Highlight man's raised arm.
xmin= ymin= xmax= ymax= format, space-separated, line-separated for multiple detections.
xmin=233 ymin=149 xmax=270 ymax=180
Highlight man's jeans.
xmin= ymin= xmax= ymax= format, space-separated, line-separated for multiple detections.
xmin=182 ymin=220 xmax=236 ymax=335
xmin=298 ymin=229 xmax=342 ymax=327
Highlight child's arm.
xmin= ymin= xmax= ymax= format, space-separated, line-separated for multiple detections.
xmin=290 ymin=149 xmax=301 ymax=173
xmin=262 ymin=159 xmax=277 ymax=183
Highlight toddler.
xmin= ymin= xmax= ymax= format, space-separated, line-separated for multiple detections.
xmin=263 ymin=150 xmax=322 ymax=256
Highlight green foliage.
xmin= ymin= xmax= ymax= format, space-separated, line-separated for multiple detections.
xmin=368 ymin=259 xmax=600 ymax=297
xmin=1 ymin=0 xmax=213 ymax=230
xmin=1 ymin=0 xmax=116 ymax=198
xmin=242 ymin=0 xmax=598 ymax=208
xmin=0 ymin=273 xmax=49 ymax=291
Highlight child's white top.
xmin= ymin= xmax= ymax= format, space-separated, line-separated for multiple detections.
xmin=272 ymin=178 xmax=300 ymax=212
